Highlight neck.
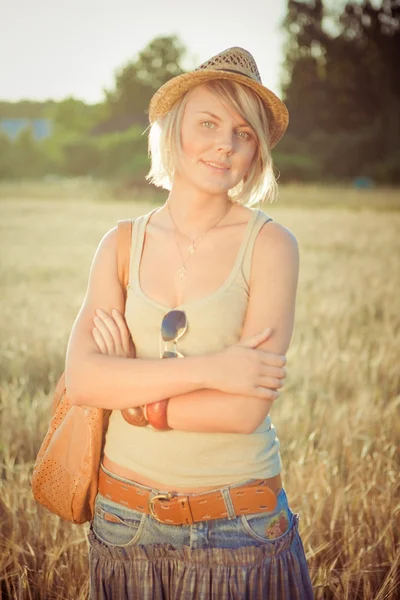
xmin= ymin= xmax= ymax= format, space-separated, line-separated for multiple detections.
xmin=164 ymin=177 xmax=233 ymax=236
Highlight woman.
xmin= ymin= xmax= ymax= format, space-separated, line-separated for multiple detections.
xmin=66 ymin=47 xmax=314 ymax=599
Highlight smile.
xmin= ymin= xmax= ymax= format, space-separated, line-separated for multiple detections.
xmin=202 ymin=161 xmax=230 ymax=171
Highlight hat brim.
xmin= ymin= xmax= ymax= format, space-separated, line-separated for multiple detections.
xmin=149 ymin=69 xmax=289 ymax=148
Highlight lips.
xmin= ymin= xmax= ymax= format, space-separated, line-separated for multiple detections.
xmin=202 ymin=160 xmax=230 ymax=171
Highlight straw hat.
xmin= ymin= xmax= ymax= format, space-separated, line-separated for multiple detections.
xmin=149 ymin=47 xmax=289 ymax=149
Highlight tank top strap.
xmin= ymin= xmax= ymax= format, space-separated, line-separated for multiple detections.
xmin=128 ymin=207 xmax=159 ymax=289
xmin=241 ymin=209 xmax=274 ymax=285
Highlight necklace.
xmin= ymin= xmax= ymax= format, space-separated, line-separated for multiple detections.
xmin=167 ymin=200 xmax=234 ymax=282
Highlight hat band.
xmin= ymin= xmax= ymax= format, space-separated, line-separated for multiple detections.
xmin=198 ymin=67 xmax=258 ymax=82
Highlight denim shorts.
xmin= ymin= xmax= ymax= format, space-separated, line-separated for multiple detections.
xmin=90 ymin=464 xmax=296 ymax=550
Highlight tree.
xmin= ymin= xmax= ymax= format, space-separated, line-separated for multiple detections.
xmin=44 ymin=97 xmax=107 ymax=135
xmin=281 ymin=0 xmax=400 ymax=180
xmin=0 ymin=131 xmax=15 ymax=178
xmin=0 ymin=100 xmax=57 ymax=119
xmin=105 ymin=35 xmax=186 ymax=119
xmin=12 ymin=128 xmax=46 ymax=178
xmin=133 ymin=35 xmax=186 ymax=89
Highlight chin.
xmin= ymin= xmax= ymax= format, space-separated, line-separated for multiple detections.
xmin=197 ymin=176 xmax=239 ymax=195
xmin=199 ymin=184 xmax=232 ymax=196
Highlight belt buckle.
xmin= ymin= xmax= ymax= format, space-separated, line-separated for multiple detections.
xmin=149 ymin=493 xmax=173 ymax=523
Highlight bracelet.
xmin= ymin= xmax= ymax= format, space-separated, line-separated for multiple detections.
xmin=121 ymin=406 xmax=148 ymax=427
xmin=146 ymin=399 xmax=171 ymax=431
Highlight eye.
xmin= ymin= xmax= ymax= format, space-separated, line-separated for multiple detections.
xmin=201 ymin=121 xmax=215 ymax=129
xmin=236 ymin=130 xmax=252 ymax=140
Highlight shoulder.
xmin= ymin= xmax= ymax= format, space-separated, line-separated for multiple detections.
xmin=91 ymin=226 xmax=118 ymax=267
xmin=92 ymin=216 xmax=133 ymax=268
xmin=95 ymin=215 xmax=137 ymax=256
xmin=251 ymin=210 xmax=299 ymax=281
xmin=100 ymin=225 xmax=118 ymax=248
xmin=255 ymin=210 xmax=299 ymax=256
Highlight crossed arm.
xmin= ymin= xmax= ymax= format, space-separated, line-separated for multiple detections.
xmin=66 ymin=221 xmax=299 ymax=434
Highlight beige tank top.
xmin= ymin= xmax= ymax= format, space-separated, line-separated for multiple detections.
xmin=103 ymin=206 xmax=282 ymax=487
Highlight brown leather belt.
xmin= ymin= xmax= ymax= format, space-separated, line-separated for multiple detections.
xmin=98 ymin=467 xmax=281 ymax=526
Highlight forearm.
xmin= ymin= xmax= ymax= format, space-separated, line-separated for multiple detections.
xmin=167 ymin=388 xmax=274 ymax=434
xmin=66 ymin=353 xmax=210 ymax=409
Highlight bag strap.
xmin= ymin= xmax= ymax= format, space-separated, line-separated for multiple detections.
xmin=116 ymin=219 xmax=133 ymax=298
xmin=52 ymin=220 xmax=133 ymax=415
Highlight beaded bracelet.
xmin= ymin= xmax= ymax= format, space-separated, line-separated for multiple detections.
xmin=121 ymin=406 xmax=148 ymax=427
xmin=146 ymin=399 xmax=171 ymax=431
xmin=121 ymin=400 xmax=171 ymax=430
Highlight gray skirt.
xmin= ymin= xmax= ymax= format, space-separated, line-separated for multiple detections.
xmin=87 ymin=472 xmax=314 ymax=599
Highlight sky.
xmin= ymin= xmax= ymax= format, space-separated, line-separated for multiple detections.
xmin=0 ymin=0 xmax=288 ymax=104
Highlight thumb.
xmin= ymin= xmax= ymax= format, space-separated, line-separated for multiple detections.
xmin=239 ymin=328 xmax=272 ymax=348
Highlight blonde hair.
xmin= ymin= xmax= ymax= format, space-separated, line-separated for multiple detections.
xmin=146 ymin=79 xmax=278 ymax=206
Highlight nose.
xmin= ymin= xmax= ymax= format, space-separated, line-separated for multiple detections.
xmin=216 ymin=130 xmax=234 ymax=155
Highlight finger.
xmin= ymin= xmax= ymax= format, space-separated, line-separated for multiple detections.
xmin=259 ymin=375 xmax=285 ymax=390
xmin=93 ymin=315 xmax=116 ymax=355
xmin=92 ymin=327 xmax=108 ymax=354
xmin=95 ymin=309 xmax=124 ymax=354
xmin=261 ymin=365 xmax=287 ymax=380
xmin=111 ymin=308 xmax=131 ymax=355
xmin=239 ymin=328 xmax=272 ymax=348
xmin=259 ymin=351 xmax=287 ymax=368
xmin=255 ymin=387 xmax=280 ymax=401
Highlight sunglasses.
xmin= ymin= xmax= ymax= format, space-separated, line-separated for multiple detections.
xmin=160 ymin=309 xmax=188 ymax=359
xmin=121 ymin=309 xmax=188 ymax=427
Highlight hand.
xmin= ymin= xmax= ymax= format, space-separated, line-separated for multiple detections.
xmin=92 ymin=309 xmax=170 ymax=428
xmin=92 ymin=308 xmax=136 ymax=358
xmin=209 ymin=328 xmax=287 ymax=400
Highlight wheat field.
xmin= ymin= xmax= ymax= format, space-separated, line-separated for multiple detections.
xmin=0 ymin=181 xmax=399 ymax=599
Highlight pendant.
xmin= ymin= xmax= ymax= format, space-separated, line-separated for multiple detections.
xmin=189 ymin=243 xmax=196 ymax=254
xmin=179 ymin=266 xmax=188 ymax=280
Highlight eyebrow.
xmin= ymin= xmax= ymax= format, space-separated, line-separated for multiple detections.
xmin=196 ymin=111 xmax=251 ymax=129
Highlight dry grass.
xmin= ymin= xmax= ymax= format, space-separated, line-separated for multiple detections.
xmin=0 ymin=181 xmax=399 ymax=599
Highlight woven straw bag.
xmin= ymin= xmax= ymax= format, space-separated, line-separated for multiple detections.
xmin=31 ymin=219 xmax=133 ymax=524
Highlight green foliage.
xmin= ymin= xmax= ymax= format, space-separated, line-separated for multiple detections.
xmin=2 ymin=20 xmax=399 ymax=185
xmin=13 ymin=129 xmax=44 ymax=177
xmin=104 ymin=35 xmax=186 ymax=119
xmin=366 ymin=153 xmax=400 ymax=184
xmin=274 ymin=150 xmax=323 ymax=182
xmin=134 ymin=35 xmax=186 ymax=89
xmin=0 ymin=100 xmax=57 ymax=119
xmin=105 ymin=62 xmax=152 ymax=121
xmin=62 ymin=139 xmax=102 ymax=177
xmin=0 ymin=125 xmax=150 ymax=181
xmin=0 ymin=128 xmax=48 ymax=178
xmin=282 ymin=0 xmax=400 ymax=182
xmin=95 ymin=127 xmax=148 ymax=177
xmin=58 ymin=127 xmax=149 ymax=178
xmin=0 ymin=35 xmax=187 ymax=182
xmin=0 ymin=132 xmax=14 ymax=178
xmin=43 ymin=97 xmax=107 ymax=135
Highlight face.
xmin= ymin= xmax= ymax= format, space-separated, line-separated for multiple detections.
xmin=174 ymin=84 xmax=258 ymax=195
